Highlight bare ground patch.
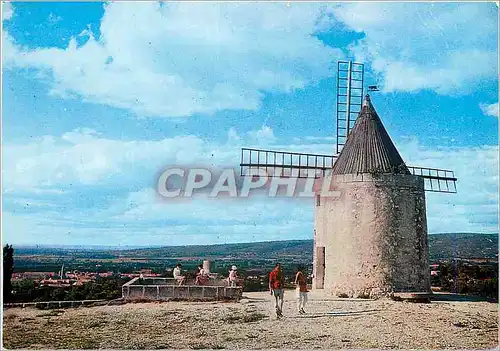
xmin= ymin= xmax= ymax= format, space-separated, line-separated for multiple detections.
xmin=3 ymin=292 xmax=498 ymax=349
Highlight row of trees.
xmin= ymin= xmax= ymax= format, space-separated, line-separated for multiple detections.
xmin=3 ymin=244 xmax=14 ymax=302
xmin=433 ymin=261 xmax=498 ymax=300
xmin=11 ymin=276 xmax=129 ymax=303
xmin=4 ymin=244 xmax=128 ymax=303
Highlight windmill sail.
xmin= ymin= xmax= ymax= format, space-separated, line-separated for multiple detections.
xmin=407 ymin=166 xmax=457 ymax=193
xmin=240 ymin=148 xmax=336 ymax=179
xmin=336 ymin=61 xmax=364 ymax=154
xmin=239 ymin=148 xmax=457 ymax=193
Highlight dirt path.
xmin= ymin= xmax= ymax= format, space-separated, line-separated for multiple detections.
xmin=3 ymin=291 xmax=498 ymax=349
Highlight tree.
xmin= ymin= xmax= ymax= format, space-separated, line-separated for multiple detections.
xmin=3 ymin=244 xmax=14 ymax=302
xmin=11 ymin=279 xmax=36 ymax=303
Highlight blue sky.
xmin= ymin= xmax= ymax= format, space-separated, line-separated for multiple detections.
xmin=2 ymin=2 xmax=498 ymax=246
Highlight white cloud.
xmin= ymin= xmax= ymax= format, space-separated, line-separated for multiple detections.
xmin=2 ymin=2 xmax=13 ymax=21
xmin=3 ymin=2 xmax=496 ymax=120
xmin=330 ymin=3 xmax=498 ymax=95
xmin=247 ymin=125 xmax=276 ymax=144
xmin=2 ymin=129 xmax=208 ymax=190
xmin=47 ymin=12 xmax=62 ymax=25
xmin=400 ymin=140 xmax=498 ymax=233
xmin=303 ymin=136 xmax=335 ymax=142
xmin=227 ymin=127 xmax=241 ymax=143
xmin=2 ymin=125 xmax=286 ymax=192
xmin=2 ymin=2 xmax=343 ymax=118
xmin=2 ymin=194 xmax=314 ymax=245
xmin=2 ymin=209 xmax=313 ymax=246
xmin=480 ymin=102 xmax=499 ymax=117
xmin=2 ymin=2 xmax=497 ymax=121
xmin=107 ymin=188 xmax=310 ymax=225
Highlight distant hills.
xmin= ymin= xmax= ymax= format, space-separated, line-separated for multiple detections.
xmin=15 ymin=233 xmax=498 ymax=261
xmin=427 ymin=233 xmax=498 ymax=260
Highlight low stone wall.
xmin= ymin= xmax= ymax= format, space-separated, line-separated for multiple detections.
xmin=122 ymin=277 xmax=242 ymax=301
xmin=4 ymin=299 xmax=107 ymax=310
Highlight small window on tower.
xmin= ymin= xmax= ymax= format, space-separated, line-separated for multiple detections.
xmin=316 ymin=194 xmax=321 ymax=206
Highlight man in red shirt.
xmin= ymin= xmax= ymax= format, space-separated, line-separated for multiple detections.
xmin=269 ymin=263 xmax=285 ymax=318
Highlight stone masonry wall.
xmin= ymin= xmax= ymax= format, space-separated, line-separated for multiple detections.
xmin=313 ymin=173 xmax=431 ymax=298
xmin=122 ymin=278 xmax=242 ymax=301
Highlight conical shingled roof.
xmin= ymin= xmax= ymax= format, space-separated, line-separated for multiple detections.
xmin=332 ymin=95 xmax=410 ymax=175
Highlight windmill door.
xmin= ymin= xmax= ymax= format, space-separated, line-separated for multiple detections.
xmin=316 ymin=246 xmax=325 ymax=289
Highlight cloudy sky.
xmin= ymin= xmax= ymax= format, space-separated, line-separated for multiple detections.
xmin=2 ymin=2 xmax=498 ymax=246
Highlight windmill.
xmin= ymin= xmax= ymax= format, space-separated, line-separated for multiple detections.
xmin=239 ymin=61 xmax=458 ymax=298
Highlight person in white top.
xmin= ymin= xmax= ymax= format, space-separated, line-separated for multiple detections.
xmin=172 ymin=264 xmax=185 ymax=285
xmin=228 ymin=265 xmax=238 ymax=287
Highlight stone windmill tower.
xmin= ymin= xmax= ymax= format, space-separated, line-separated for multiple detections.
xmin=313 ymin=94 xmax=430 ymax=298
xmin=239 ymin=61 xmax=457 ymax=298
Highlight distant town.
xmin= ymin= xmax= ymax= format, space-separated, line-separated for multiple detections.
xmin=12 ymin=269 xmax=163 ymax=288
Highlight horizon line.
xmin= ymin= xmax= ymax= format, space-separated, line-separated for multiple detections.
xmin=5 ymin=232 xmax=498 ymax=250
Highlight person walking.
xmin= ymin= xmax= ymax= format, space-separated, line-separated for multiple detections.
xmin=294 ymin=266 xmax=308 ymax=314
xmin=269 ymin=263 xmax=285 ymax=318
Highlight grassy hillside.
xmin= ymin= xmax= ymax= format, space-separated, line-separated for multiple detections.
xmin=15 ymin=233 xmax=498 ymax=261
xmin=121 ymin=232 xmax=499 ymax=260
xmin=428 ymin=233 xmax=498 ymax=260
